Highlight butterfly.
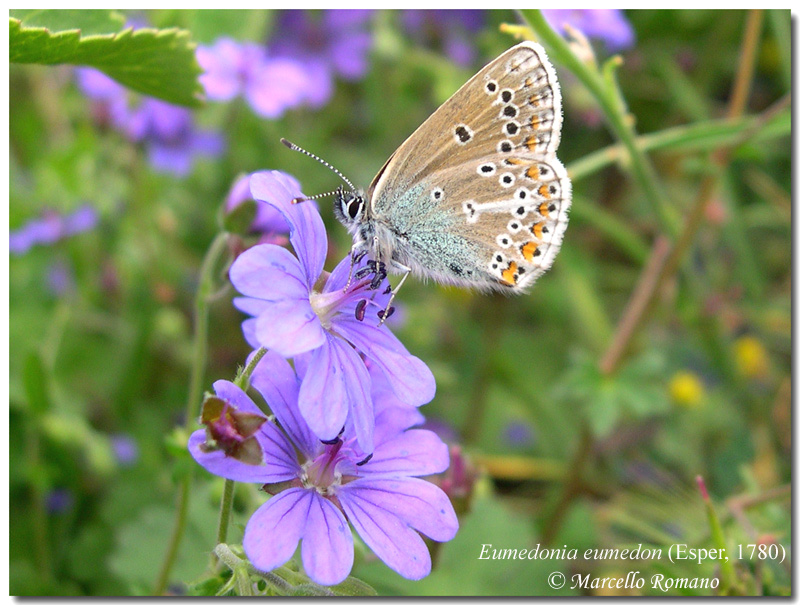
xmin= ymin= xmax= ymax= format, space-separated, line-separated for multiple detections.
xmin=285 ymin=41 xmax=571 ymax=311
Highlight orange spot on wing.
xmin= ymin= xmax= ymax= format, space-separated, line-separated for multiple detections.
xmin=501 ymin=261 xmax=518 ymax=285
xmin=525 ymin=135 xmax=539 ymax=151
xmin=526 ymin=165 xmax=540 ymax=180
xmin=538 ymin=202 xmax=551 ymax=217
xmin=505 ymin=157 xmax=525 ymax=165
xmin=538 ymin=184 xmax=551 ymax=199
xmin=521 ymin=242 xmax=539 ymax=262
xmin=531 ymin=115 xmax=540 ymax=130
xmin=531 ymin=222 xmax=545 ymax=239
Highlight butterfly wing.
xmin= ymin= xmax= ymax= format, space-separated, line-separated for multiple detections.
xmin=367 ymin=41 xmax=571 ymax=291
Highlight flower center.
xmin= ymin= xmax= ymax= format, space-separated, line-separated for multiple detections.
xmin=308 ymin=289 xmax=342 ymax=330
xmin=302 ymin=440 xmax=346 ymax=495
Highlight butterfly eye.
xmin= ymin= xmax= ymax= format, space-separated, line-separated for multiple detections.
xmin=347 ymin=197 xmax=364 ymax=220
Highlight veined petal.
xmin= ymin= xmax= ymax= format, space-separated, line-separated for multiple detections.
xmin=232 ymin=296 xmax=271 ymax=317
xmin=337 ymin=485 xmax=431 ymax=580
xmin=253 ymin=300 xmax=326 ymax=357
xmin=212 ymin=380 xmax=264 ymax=417
xmin=188 ymin=429 xmax=298 ymax=483
xmin=300 ymin=495 xmax=354 ymax=585
xmin=356 ymin=429 xmax=449 ymax=477
xmin=336 ymin=317 xmax=435 ymax=407
xmin=229 ymin=244 xmax=309 ymax=300
xmin=241 ymin=318 xmax=261 ymax=349
xmin=251 ymin=351 xmax=319 ymax=458
xmin=250 ymin=171 xmax=327 ymax=286
xmin=298 ymin=335 xmax=371 ymax=448
xmin=341 ymin=477 xmax=458 ymax=542
xmin=244 ymin=488 xmax=311 ymax=573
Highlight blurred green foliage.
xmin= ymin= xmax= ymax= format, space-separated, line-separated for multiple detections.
xmin=9 ymin=9 xmax=790 ymax=597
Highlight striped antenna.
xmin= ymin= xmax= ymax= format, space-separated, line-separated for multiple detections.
xmin=280 ymin=138 xmax=356 ymax=191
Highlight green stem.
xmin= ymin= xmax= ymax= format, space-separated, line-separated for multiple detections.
xmin=152 ymin=231 xmax=229 ymax=595
xmin=211 ymin=346 xmax=269 ymax=567
xmin=520 ymin=10 xmax=679 ymax=237
xmin=216 ymin=480 xmax=236 ymax=549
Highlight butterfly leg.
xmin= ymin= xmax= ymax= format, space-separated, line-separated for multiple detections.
xmin=377 ymin=261 xmax=411 ymax=326
xmin=344 ymin=241 xmax=369 ymax=291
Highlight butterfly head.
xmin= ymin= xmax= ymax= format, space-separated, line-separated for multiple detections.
xmin=334 ymin=187 xmax=367 ymax=228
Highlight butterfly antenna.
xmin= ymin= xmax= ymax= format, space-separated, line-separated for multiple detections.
xmin=281 ymin=138 xmax=356 ymax=192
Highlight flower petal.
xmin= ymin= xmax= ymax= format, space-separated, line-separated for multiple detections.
xmin=346 ymin=477 xmax=458 ymax=542
xmin=212 ymin=380 xmax=264 ymax=416
xmin=244 ymin=488 xmax=311 ymax=572
xmin=336 ymin=317 xmax=435 ymax=407
xmin=298 ymin=335 xmax=372 ymax=449
xmin=229 ymin=244 xmax=309 ymax=301
xmin=251 ymin=299 xmax=326 ymax=357
xmin=188 ymin=428 xmax=298 ymax=483
xmin=337 ymin=484 xmax=431 ymax=580
xmin=250 ymin=171 xmax=327 ymax=285
xmin=300 ymin=495 xmax=354 ymax=585
xmin=251 ymin=351 xmax=319 ymax=458
xmin=356 ymin=429 xmax=449 ymax=477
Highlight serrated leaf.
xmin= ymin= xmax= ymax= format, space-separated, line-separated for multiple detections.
xmin=10 ymin=9 xmax=125 ymax=36
xmin=10 ymin=18 xmax=203 ymax=107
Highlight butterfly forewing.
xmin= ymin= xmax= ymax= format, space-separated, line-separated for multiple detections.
xmin=367 ymin=42 xmax=571 ymax=292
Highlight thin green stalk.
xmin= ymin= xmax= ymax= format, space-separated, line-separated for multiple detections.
xmin=568 ymin=109 xmax=790 ymax=182
xmin=211 ymin=346 xmax=269 ymax=565
xmin=153 ymin=231 xmax=229 ymax=595
xmin=520 ymin=9 xmax=679 ymax=237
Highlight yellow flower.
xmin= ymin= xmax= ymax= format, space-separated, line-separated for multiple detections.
xmin=669 ymin=371 xmax=705 ymax=408
xmin=734 ymin=336 xmax=770 ymax=379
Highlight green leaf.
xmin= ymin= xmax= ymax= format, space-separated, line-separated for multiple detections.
xmin=10 ymin=17 xmax=203 ymax=107
xmin=10 ymin=9 xmax=125 ymax=36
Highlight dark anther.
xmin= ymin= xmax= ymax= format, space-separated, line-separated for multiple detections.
xmin=320 ymin=436 xmax=341 ymax=445
xmin=383 ymin=284 xmax=392 ymax=295
xmin=352 ymin=249 xmax=368 ymax=264
xmin=356 ymin=453 xmax=374 ymax=466
xmin=377 ymin=306 xmax=395 ymax=321
xmin=355 ymin=299 xmax=367 ymax=321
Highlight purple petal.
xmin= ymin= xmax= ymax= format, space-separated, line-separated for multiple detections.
xmin=245 ymin=58 xmax=311 ymax=118
xmin=253 ymin=300 xmax=325 ymax=357
xmin=188 ymin=428 xmax=298 ymax=483
xmin=250 ymin=351 xmax=319 ymax=458
xmin=244 ymin=488 xmax=311 ymax=572
xmin=249 ymin=172 xmax=327 ymax=286
xmin=229 ymin=244 xmax=310 ymax=300
xmin=147 ymin=143 xmax=192 ymax=176
xmin=298 ymin=335 xmax=371 ymax=449
xmin=357 ymin=429 xmax=449 ymax=477
xmin=212 ymin=380 xmax=264 ymax=416
xmin=189 ymin=130 xmax=226 ymax=157
xmin=337 ymin=484 xmax=432 ymax=580
xmin=341 ymin=477 xmax=458 ymax=542
xmin=301 ymin=494 xmax=354 ymax=585
xmin=335 ymin=317 xmax=435 ymax=407
xmin=241 ymin=318 xmax=261 ymax=349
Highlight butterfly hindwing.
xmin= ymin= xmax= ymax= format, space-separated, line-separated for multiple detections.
xmin=367 ymin=42 xmax=570 ymax=292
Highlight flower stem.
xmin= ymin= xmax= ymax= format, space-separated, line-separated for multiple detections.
xmin=152 ymin=231 xmax=229 ymax=595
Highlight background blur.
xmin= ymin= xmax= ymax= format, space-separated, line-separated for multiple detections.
xmin=9 ymin=9 xmax=791 ymax=596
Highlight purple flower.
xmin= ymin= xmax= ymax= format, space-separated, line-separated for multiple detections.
xmin=125 ymin=98 xmax=225 ymax=176
xmin=75 ymin=67 xmax=225 ymax=176
xmin=189 ymin=352 xmax=458 ymax=585
xmin=229 ymin=171 xmax=435 ymax=454
xmin=10 ymin=205 xmax=99 ymax=255
xmin=197 ymin=38 xmax=312 ymax=119
xmin=542 ymin=9 xmax=636 ymax=52
xmin=225 ymin=173 xmax=289 ymax=241
xmin=46 ymin=260 xmax=75 ymax=296
xmin=402 ymin=10 xmax=486 ymax=67
xmin=503 ymin=420 xmax=536 ymax=448
xmin=111 ymin=434 xmax=140 ymax=467
xmin=45 ymin=488 xmax=75 ymax=515
xmin=268 ymin=10 xmax=374 ymax=108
